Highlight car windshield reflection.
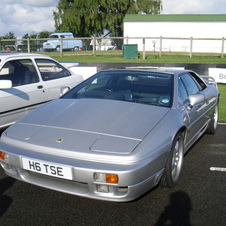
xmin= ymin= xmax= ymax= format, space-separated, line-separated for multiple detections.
xmin=62 ymin=70 xmax=173 ymax=107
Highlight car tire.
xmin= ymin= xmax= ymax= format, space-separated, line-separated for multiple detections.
xmin=206 ymin=103 xmax=218 ymax=134
xmin=56 ymin=46 xmax=60 ymax=52
xmin=73 ymin=46 xmax=79 ymax=51
xmin=161 ymin=132 xmax=184 ymax=187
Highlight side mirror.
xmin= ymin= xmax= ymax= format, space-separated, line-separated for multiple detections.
xmin=0 ymin=80 xmax=12 ymax=89
xmin=61 ymin=86 xmax=70 ymax=95
xmin=188 ymin=94 xmax=205 ymax=108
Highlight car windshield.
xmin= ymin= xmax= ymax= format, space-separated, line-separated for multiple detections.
xmin=62 ymin=70 xmax=173 ymax=107
xmin=49 ymin=35 xmax=59 ymax=38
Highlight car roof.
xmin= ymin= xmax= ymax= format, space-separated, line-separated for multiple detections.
xmin=0 ymin=53 xmax=52 ymax=61
xmin=100 ymin=68 xmax=191 ymax=76
xmin=50 ymin=32 xmax=73 ymax=35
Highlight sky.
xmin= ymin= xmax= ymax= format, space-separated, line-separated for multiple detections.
xmin=0 ymin=0 xmax=226 ymax=38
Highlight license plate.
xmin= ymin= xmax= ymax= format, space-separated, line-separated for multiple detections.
xmin=22 ymin=157 xmax=73 ymax=180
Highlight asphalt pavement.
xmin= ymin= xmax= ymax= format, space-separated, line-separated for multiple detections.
xmin=0 ymin=124 xmax=225 ymax=226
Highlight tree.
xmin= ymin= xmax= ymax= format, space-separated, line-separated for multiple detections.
xmin=21 ymin=31 xmax=52 ymax=45
xmin=136 ymin=0 xmax=162 ymax=14
xmin=0 ymin=31 xmax=17 ymax=45
xmin=1 ymin=31 xmax=16 ymax=40
xmin=22 ymin=32 xmax=38 ymax=45
xmin=54 ymin=0 xmax=101 ymax=37
xmin=54 ymin=0 xmax=162 ymax=37
xmin=38 ymin=31 xmax=52 ymax=39
xmin=0 ymin=31 xmax=16 ymax=49
xmin=99 ymin=0 xmax=138 ymax=36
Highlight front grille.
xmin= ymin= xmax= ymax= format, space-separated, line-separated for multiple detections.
xmin=20 ymin=169 xmax=89 ymax=195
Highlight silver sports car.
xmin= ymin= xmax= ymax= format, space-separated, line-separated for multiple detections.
xmin=0 ymin=69 xmax=219 ymax=202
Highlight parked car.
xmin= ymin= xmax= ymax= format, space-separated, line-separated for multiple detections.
xmin=43 ymin=32 xmax=83 ymax=52
xmin=0 ymin=69 xmax=219 ymax=202
xmin=0 ymin=53 xmax=83 ymax=129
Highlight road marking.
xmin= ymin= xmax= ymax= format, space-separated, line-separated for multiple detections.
xmin=210 ymin=167 xmax=226 ymax=172
xmin=218 ymin=122 xmax=226 ymax=125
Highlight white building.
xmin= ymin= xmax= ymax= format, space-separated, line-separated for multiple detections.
xmin=123 ymin=14 xmax=226 ymax=53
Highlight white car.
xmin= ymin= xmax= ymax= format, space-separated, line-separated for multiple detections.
xmin=0 ymin=53 xmax=83 ymax=129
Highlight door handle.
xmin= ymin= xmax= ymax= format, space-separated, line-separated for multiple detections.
xmin=37 ymin=85 xmax=43 ymax=89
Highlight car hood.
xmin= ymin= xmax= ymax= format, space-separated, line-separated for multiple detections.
xmin=6 ymin=99 xmax=170 ymax=155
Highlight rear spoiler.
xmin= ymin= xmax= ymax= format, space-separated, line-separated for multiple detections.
xmin=200 ymin=75 xmax=218 ymax=88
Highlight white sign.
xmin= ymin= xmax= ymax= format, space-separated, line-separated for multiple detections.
xmin=74 ymin=67 xmax=97 ymax=80
xmin=209 ymin=68 xmax=226 ymax=84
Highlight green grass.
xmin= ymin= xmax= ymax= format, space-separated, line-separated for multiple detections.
xmin=218 ymin=84 xmax=226 ymax=122
xmin=46 ymin=51 xmax=226 ymax=64
xmin=46 ymin=52 xmax=226 ymax=122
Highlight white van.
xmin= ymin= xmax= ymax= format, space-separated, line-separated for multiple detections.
xmin=43 ymin=32 xmax=83 ymax=52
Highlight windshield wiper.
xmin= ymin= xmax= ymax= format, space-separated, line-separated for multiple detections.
xmin=128 ymin=100 xmax=164 ymax=106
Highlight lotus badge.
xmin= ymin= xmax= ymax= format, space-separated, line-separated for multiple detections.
xmin=56 ymin=138 xmax=63 ymax=143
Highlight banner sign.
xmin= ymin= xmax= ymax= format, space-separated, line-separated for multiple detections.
xmin=209 ymin=68 xmax=226 ymax=84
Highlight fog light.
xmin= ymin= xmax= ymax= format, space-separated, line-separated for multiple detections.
xmin=0 ymin=151 xmax=5 ymax=160
xmin=96 ymin=185 xmax=109 ymax=193
xmin=9 ymin=165 xmax=17 ymax=173
xmin=94 ymin=173 xmax=118 ymax=184
xmin=118 ymin=187 xmax=128 ymax=193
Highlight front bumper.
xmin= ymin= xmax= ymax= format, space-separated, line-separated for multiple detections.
xmin=0 ymin=141 xmax=168 ymax=202
xmin=43 ymin=44 xmax=56 ymax=50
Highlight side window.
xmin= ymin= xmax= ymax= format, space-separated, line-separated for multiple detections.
xmin=0 ymin=59 xmax=39 ymax=87
xmin=35 ymin=59 xmax=71 ymax=81
xmin=180 ymin=73 xmax=200 ymax=95
xmin=178 ymin=78 xmax=188 ymax=103
xmin=189 ymin=72 xmax=207 ymax=90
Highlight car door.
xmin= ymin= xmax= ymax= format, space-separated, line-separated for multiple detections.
xmin=35 ymin=58 xmax=81 ymax=99
xmin=178 ymin=72 xmax=208 ymax=145
xmin=0 ymin=58 xmax=48 ymax=128
xmin=61 ymin=35 xmax=68 ymax=50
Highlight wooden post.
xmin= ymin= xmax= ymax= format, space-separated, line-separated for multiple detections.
xmin=143 ymin=38 xmax=145 ymax=60
xmin=190 ymin=37 xmax=193 ymax=58
xmin=159 ymin=36 xmax=162 ymax=57
xmin=60 ymin=37 xmax=63 ymax=57
xmin=221 ymin=37 xmax=225 ymax=58
xmin=93 ymin=37 xmax=96 ymax=56
xmin=27 ymin=38 xmax=30 ymax=53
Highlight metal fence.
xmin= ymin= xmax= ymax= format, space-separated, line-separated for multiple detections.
xmin=0 ymin=36 xmax=225 ymax=58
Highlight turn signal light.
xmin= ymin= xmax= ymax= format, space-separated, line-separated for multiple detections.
xmin=106 ymin=174 xmax=118 ymax=184
xmin=94 ymin=173 xmax=118 ymax=184
xmin=0 ymin=151 xmax=5 ymax=160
